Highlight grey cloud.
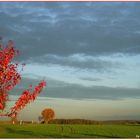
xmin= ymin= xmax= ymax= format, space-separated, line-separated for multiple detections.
xmin=0 ymin=2 xmax=140 ymax=62
xmin=80 ymin=77 xmax=102 ymax=81
xmin=11 ymin=77 xmax=140 ymax=100
xmin=48 ymin=84 xmax=140 ymax=100
xmin=27 ymin=54 xmax=121 ymax=72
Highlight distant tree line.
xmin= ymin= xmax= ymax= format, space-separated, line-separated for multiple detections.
xmin=47 ymin=119 xmax=140 ymax=125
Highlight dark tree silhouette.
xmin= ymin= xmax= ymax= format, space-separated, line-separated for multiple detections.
xmin=41 ymin=108 xmax=55 ymax=124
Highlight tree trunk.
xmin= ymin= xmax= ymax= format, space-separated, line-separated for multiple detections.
xmin=11 ymin=117 xmax=18 ymax=124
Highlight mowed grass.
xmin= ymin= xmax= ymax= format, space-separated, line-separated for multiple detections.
xmin=0 ymin=124 xmax=140 ymax=138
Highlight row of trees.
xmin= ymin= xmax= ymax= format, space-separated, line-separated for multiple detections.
xmin=48 ymin=119 xmax=140 ymax=125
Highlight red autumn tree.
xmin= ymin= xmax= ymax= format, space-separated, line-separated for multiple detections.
xmin=0 ymin=38 xmax=21 ymax=110
xmin=0 ymin=38 xmax=46 ymax=121
xmin=41 ymin=108 xmax=55 ymax=123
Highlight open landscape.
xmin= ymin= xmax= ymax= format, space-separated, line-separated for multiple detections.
xmin=1 ymin=1 xmax=140 ymax=139
xmin=0 ymin=120 xmax=140 ymax=138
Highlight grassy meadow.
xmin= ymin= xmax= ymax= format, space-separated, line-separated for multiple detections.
xmin=0 ymin=123 xmax=140 ymax=138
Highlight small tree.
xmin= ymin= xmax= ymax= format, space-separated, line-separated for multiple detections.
xmin=41 ymin=108 xmax=55 ymax=124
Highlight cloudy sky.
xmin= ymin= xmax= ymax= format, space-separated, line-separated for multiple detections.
xmin=0 ymin=2 xmax=140 ymax=120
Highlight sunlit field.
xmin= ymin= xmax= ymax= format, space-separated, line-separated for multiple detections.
xmin=0 ymin=123 xmax=140 ymax=138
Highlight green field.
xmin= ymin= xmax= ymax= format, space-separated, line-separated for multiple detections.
xmin=0 ymin=124 xmax=140 ymax=138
